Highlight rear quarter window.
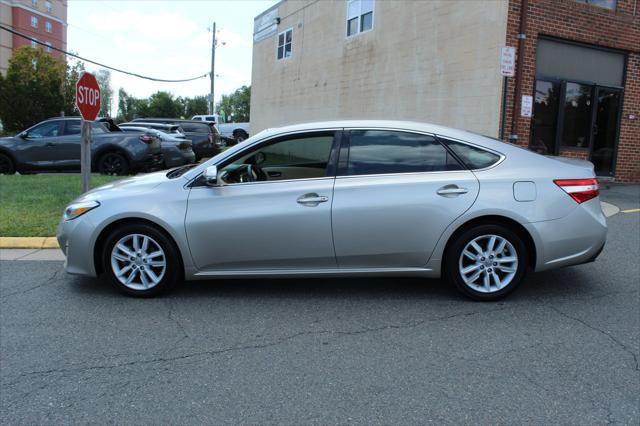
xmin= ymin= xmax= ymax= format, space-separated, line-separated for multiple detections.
xmin=440 ymin=138 xmax=502 ymax=170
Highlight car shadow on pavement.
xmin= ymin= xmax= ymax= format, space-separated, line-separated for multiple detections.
xmin=66 ymin=265 xmax=604 ymax=303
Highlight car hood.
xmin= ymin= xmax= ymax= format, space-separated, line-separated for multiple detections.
xmin=75 ymin=170 xmax=170 ymax=202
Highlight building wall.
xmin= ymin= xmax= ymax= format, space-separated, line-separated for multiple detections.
xmin=0 ymin=0 xmax=67 ymax=74
xmin=251 ymin=0 xmax=509 ymax=136
xmin=504 ymin=0 xmax=639 ymax=182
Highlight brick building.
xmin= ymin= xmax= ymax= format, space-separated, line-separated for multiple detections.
xmin=251 ymin=0 xmax=639 ymax=182
xmin=0 ymin=0 xmax=68 ymax=74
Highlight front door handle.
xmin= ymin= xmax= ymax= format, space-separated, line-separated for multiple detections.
xmin=297 ymin=193 xmax=329 ymax=206
xmin=437 ymin=185 xmax=468 ymax=197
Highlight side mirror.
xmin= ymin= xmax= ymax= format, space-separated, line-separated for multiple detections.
xmin=203 ymin=165 xmax=220 ymax=186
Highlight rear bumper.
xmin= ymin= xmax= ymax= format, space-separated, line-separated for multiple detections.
xmin=134 ymin=152 xmax=163 ymax=171
xmin=526 ymin=197 xmax=607 ymax=272
xmin=193 ymin=141 xmax=220 ymax=159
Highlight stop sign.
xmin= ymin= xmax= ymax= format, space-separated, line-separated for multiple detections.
xmin=75 ymin=72 xmax=101 ymax=121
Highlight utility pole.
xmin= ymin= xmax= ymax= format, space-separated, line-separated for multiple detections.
xmin=210 ymin=21 xmax=216 ymax=115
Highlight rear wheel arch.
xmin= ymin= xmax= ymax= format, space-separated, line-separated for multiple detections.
xmin=442 ymin=215 xmax=537 ymax=272
xmin=94 ymin=218 xmax=185 ymax=278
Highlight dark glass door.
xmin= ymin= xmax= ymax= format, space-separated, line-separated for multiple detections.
xmin=530 ymin=80 xmax=560 ymax=155
xmin=590 ymin=87 xmax=621 ymax=176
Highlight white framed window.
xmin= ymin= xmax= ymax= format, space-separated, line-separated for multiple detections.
xmin=45 ymin=41 xmax=52 ymax=52
xmin=31 ymin=38 xmax=38 ymax=48
xmin=45 ymin=21 xmax=52 ymax=32
xmin=347 ymin=0 xmax=374 ymax=37
xmin=277 ymin=28 xmax=292 ymax=60
xmin=32 ymin=0 xmax=38 ymax=7
xmin=45 ymin=1 xmax=52 ymax=13
xmin=31 ymin=16 xmax=38 ymax=28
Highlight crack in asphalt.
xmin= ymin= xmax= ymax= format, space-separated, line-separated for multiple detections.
xmin=2 ymin=306 xmax=511 ymax=388
xmin=548 ymin=305 xmax=639 ymax=372
xmin=0 ymin=268 xmax=62 ymax=300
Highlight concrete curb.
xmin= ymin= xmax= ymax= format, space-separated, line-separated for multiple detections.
xmin=0 ymin=237 xmax=59 ymax=249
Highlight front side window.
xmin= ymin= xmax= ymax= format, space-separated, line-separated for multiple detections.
xmin=31 ymin=16 xmax=38 ymax=28
xmin=347 ymin=130 xmax=462 ymax=176
xmin=45 ymin=21 xmax=52 ymax=32
xmin=220 ymin=132 xmax=335 ymax=183
xmin=440 ymin=138 xmax=502 ymax=170
xmin=347 ymin=0 xmax=374 ymax=37
xmin=27 ymin=121 xmax=61 ymax=138
xmin=277 ymin=29 xmax=292 ymax=60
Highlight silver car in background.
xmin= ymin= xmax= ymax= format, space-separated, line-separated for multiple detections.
xmin=57 ymin=121 xmax=607 ymax=300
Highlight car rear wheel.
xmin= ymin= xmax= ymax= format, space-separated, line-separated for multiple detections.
xmin=97 ymin=152 xmax=129 ymax=175
xmin=445 ymin=224 xmax=527 ymax=301
xmin=0 ymin=153 xmax=15 ymax=174
xmin=102 ymin=224 xmax=180 ymax=297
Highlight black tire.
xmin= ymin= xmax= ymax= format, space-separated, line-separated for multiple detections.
xmin=445 ymin=224 xmax=528 ymax=301
xmin=233 ymin=130 xmax=248 ymax=143
xmin=101 ymin=223 xmax=181 ymax=297
xmin=97 ymin=152 xmax=129 ymax=175
xmin=0 ymin=153 xmax=15 ymax=174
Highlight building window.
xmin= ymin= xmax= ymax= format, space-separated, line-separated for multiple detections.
xmin=46 ymin=1 xmax=52 ymax=13
xmin=347 ymin=0 xmax=374 ymax=37
xmin=31 ymin=38 xmax=38 ymax=48
xmin=45 ymin=21 xmax=52 ymax=33
xmin=31 ymin=16 xmax=38 ymax=28
xmin=575 ymin=0 xmax=617 ymax=10
xmin=277 ymin=28 xmax=292 ymax=60
xmin=45 ymin=42 xmax=52 ymax=52
xmin=32 ymin=0 xmax=38 ymax=7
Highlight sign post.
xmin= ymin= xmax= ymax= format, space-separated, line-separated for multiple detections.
xmin=75 ymin=72 xmax=101 ymax=193
xmin=499 ymin=47 xmax=516 ymax=139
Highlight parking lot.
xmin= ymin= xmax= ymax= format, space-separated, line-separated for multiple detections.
xmin=1 ymin=185 xmax=638 ymax=424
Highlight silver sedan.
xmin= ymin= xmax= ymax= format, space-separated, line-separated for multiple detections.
xmin=57 ymin=121 xmax=607 ymax=300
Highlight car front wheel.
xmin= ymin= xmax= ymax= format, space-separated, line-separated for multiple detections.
xmin=102 ymin=224 xmax=180 ymax=296
xmin=445 ymin=224 xmax=527 ymax=301
xmin=0 ymin=153 xmax=15 ymax=174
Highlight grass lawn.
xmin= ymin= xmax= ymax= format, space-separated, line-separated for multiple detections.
xmin=0 ymin=174 xmax=122 ymax=237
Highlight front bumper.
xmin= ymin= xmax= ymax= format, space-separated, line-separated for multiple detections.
xmin=57 ymin=215 xmax=99 ymax=277
xmin=526 ymin=197 xmax=607 ymax=272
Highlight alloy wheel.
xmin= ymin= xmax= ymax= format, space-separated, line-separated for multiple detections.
xmin=110 ymin=234 xmax=166 ymax=291
xmin=100 ymin=154 xmax=124 ymax=175
xmin=458 ymin=234 xmax=518 ymax=293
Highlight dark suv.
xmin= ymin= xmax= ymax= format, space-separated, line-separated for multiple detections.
xmin=0 ymin=117 xmax=163 ymax=175
xmin=131 ymin=118 xmax=221 ymax=160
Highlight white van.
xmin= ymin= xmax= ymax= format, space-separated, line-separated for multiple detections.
xmin=191 ymin=115 xmax=220 ymax=124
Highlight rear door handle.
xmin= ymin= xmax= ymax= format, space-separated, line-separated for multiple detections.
xmin=437 ymin=185 xmax=468 ymax=197
xmin=297 ymin=193 xmax=329 ymax=206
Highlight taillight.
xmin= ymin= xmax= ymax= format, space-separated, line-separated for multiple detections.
xmin=554 ymin=178 xmax=599 ymax=203
xmin=139 ymin=135 xmax=153 ymax=144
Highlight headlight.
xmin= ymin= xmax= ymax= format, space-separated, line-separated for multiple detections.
xmin=63 ymin=200 xmax=100 ymax=221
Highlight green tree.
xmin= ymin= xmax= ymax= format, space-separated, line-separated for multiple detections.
xmin=0 ymin=46 xmax=66 ymax=132
xmin=95 ymin=69 xmax=113 ymax=117
xmin=216 ymin=85 xmax=250 ymax=123
xmin=62 ymin=59 xmax=85 ymax=117
xmin=147 ymin=91 xmax=181 ymax=118
xmin=183 ymin=95 xmax=209 ymax=118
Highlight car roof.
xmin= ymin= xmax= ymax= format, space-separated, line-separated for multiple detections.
xmin=257 ymin=120 xmax=519 ymax=155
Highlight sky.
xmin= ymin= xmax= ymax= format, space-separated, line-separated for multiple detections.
xmin=67 ymin=0 xmax=279 ymax=115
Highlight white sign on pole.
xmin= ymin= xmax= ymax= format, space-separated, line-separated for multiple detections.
xmin=500 ymin=47 xmax=516 ymax=77
xmin=521 ymin=95 xmax=533 ymax=118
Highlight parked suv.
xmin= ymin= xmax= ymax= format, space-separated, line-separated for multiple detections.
xmin=0 ymin=117 xmax=163 ymax=175
xmin=131 ymin=118 xmax=221 ymax=160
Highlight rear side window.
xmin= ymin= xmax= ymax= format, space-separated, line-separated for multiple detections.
xmin=347 ymin=130 xmax=463 ymax=176
xmin=440 ymin=138 xmax=501 ymax=170
xmin=63 ymin=120 xmax=81 ymax=135
xmin=180 ymin=123 xmax=209 ymax=133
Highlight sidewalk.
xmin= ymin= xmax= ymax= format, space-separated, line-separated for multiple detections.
xmin=0 ymin=248 xmax=65 ymax=261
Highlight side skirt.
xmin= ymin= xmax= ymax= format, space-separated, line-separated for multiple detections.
xmin=189 ymin=267 xmax=438 ymax=280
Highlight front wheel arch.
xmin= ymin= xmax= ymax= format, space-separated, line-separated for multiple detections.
xmin=442 ymin=215 xmax=537 ymax=274
xmin=94 ymin=218 xmax=184 ymax=279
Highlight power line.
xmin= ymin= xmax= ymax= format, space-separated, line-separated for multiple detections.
xmin=0 ymin=25 xmax=210 ymax=83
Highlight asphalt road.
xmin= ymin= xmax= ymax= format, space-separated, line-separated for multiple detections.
xmin=1 ymin=185 xmax=639 ymax=424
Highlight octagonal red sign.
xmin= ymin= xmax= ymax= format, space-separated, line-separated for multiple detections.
xmin=75 ymin=72 xmax=101 ymax=121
